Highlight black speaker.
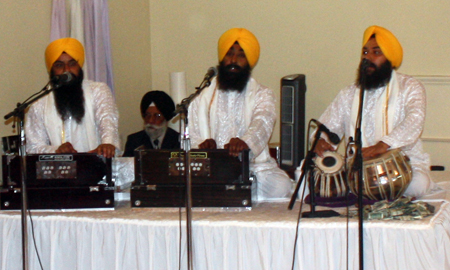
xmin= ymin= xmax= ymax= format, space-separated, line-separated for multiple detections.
xmin=280 ymin=74 xmax=306 ymax=176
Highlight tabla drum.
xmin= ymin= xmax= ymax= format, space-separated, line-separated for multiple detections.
xmin=347 ymin=148 xmax=412 ymax=201
xmin=311 ymin=151 xmax=348 ymax=198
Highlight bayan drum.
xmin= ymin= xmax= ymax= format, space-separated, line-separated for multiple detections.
xmin=311 ymin=151 xmax=348 ymax=198
xmin=347 ymin=148 xmax=412 ymax=201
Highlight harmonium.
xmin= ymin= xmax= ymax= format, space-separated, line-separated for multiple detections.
xmin=131 ymin=149 xmax=252 ymax=208
xmin=1 ymin=153 xmax=114 ymax=210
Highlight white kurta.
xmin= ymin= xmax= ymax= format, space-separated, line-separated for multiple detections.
xmin=25 ymin=80 xmax=120 ymax=154
xmin=319 ymin=72 xmax=436 ymax=197
xmin=188 ymin=77 xmax=293 ymax=201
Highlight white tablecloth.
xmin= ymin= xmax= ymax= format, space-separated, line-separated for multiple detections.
xmin=1 ymin=172 xmax=449 ymax=270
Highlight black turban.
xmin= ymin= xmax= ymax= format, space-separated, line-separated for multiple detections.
xmin=140 ymin=91 xmax=176 ymax=121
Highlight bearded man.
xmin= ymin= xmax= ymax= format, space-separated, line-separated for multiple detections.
xmin=123 ymin=91 xmax=180 ymax=157
xmin=314 ymin=25 xmax=437 ymax=198
xmin=188 ymin=28 xmax=293 ymax=201
xmin=25 ymin=38 xmax=119 ymax=158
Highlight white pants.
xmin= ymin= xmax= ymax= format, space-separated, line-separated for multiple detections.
xmin=404 ymin=166 xmax=439 ymax=198
xmin=251 ymin=159 xmax=293 ymax=201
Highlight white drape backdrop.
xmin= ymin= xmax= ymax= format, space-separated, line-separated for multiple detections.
xmin=50 ymin=0 xmax=115 ymax=94
xmin=50 ymin=0 xmax=67 ymax=41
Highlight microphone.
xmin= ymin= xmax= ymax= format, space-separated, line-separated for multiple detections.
xmin=175 ymin=66 xmax=219 ymax=115
xmin=204 ymin=66 xmax=218 ymax=81
xmin=311 ymin=119 xmax=341 ymax=144
xmin=51 ymin=72 xmax=74 ymax=86
xmin=361 ymin=58 xmax=371 ymax=71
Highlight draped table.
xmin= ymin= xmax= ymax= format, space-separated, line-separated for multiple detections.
xmin=1 ymin=171 xmax=449 ymax=270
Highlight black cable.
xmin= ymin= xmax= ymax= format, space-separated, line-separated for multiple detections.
xmin=176 ymin=121 xmax=185 ymax=270
xmin=178 ymin=206 xmax=182 ymax=270
xmin=344 ymin=141 xmax=356 ymax=270
xmin=290 ymin=121 xmax=313 ymax=270
xmin=21 ymin=88 xmax=47 ymax=104
xmin=28 ymin=210 xmax=44 ymax=270
xmin=345 ymin=202 xmax=350 ymax=270
xmin=290 ymin=177 xmax=307 ymax=270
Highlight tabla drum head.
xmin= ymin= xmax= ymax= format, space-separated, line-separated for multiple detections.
xmin=314 ymin=151 xmax=344 ymax=174
xmin=309 ymin=151 xmax=349 ymax=199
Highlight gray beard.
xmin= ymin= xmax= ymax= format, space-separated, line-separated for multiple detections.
xmin=145 ymin=123 xmax=167 ymax=141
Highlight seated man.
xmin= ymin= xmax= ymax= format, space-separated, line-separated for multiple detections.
xmin=25 ymin=37 xmax=119 ymax=158
xmin=188 ymin=28 xmax=293 ymax=200
xmin=314 ymin=25 xmax=437 ymax=198
xmin=123 ymin=91 xmax=180 ymax=157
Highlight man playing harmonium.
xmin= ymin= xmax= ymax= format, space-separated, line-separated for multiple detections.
xmin=314 ymin=25 xmax=437 ymax=198
xmin=25 ymin=38 xmax=120 ymax=158
xmin=187 ymin=28 xmax=293 ymax=201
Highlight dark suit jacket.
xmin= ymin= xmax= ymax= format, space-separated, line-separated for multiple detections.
xmin=122 ymin=127 xmax=180 ymax=157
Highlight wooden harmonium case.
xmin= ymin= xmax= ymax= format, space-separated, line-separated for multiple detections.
xmin=1 ymin=153 xmax=113 ymax=210
xmin=131 ymin=149 xmax=252 ymax=208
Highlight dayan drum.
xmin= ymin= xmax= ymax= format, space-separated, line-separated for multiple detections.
xmin=311 ymin=151 xmax=348 ymax=198
xmin=347 ymin=148 xmax=412 ymax=201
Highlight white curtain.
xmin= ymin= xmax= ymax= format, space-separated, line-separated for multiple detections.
xmin=50 ymin=0 xmax=67 ymax=41
xmin=50 ymin=0 xmax=114 ymax=94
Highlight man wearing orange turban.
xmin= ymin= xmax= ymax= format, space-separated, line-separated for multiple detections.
xmin=25 ymin=38 xmax=120 ymax=158
xmin=188 ymin=28 xmax=293 ymax=201
xmin=314 ymin=26 xmax=437 ymax=198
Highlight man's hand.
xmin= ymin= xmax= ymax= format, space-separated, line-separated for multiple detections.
xmin=362 ymin=141 xmax=390 ymax=159
xmin=224 ymin=138 xmax=249 ymax=157
xmin=199 ymin=139 xmax=217 ymax=149
xmin=56 ymin=142 xmax=77 ymax=154
xmin=313 ymin=138 xmax=335 ymax=157
xmin=89 ymin=144 xmax=116 ymax=158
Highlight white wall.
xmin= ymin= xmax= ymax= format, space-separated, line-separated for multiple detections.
xmin=0 ymin=0 xmax=152 ymax=148
xmin=0 ymin=1 xmax=51 ymax=136
xmin=148 ymin=0 xmax=450 ymax=166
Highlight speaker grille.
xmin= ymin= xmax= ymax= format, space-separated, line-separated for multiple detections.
xmin=281 ymin=125 xmax=293 ymax=166
xmin=281 ymin=86 xmax=294 ymax=123
xmin=279 ymin=74 xmax=306 ymax=174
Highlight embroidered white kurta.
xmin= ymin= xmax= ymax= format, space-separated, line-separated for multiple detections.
xmin=25 ymin=80 xmax=120 ymax=154
xmin=319 ymin=72 xmax=436 ymax=197
xmin=188 ymin=77 xmax=292 ymax=200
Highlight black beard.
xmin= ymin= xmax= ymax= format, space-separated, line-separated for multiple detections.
xmin=356 ymin=60 xmax=393 ymax=90
xmin=51 ymin=69 xmax=85 ymax=123
xmin=216 ymin=62 xmax=251 ymax=92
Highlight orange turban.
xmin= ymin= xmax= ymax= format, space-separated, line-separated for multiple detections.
xmin=45 ymin=38 xmax=85 ymax=73
xmin=362 ymin=26 xmax=403 ymax=69
xmin=218 ymin=28 xmax=260 ymax=68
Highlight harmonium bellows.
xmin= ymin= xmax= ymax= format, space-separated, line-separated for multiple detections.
xmin=1 ymin=153 xmax=114 ymax=210
xmin=131 ymin=149 xmax=252 ymax=208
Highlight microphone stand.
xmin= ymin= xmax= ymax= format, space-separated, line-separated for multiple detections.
xmin=174 ymin=76 xmax=213 ymax=270
xmin=3 ymin=82 xmax=55 ymax=270
xmin=288 ymin=122 xmax=339 ymax=218
xmin=352 ymin=85 xmax=365 ymax=270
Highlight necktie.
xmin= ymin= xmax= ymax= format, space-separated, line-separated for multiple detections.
xmin=153 ymin=139 xmax=159 ymax=149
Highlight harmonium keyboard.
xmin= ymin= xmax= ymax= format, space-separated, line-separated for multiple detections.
xmin=131 ymin=149 xmax=252 ymax=208
xmin=1 ymin=153 xmax=113 ymax=210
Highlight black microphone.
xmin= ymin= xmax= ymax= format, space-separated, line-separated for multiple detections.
xmin=175 ymin=66 xmax=219 ymax=114
xmin=204 ymin=66 xmax=218 ymax=82
xmin=361 ymin=58 xmax=371 ymax=71
xmin=312 ymin=119 xmax=341 ymax=144
xmin=51 ymin=72 xmax=74 ymax=86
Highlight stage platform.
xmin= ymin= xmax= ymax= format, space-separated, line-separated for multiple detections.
xmin=0 ymin=170 xmax=449 ymax=270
